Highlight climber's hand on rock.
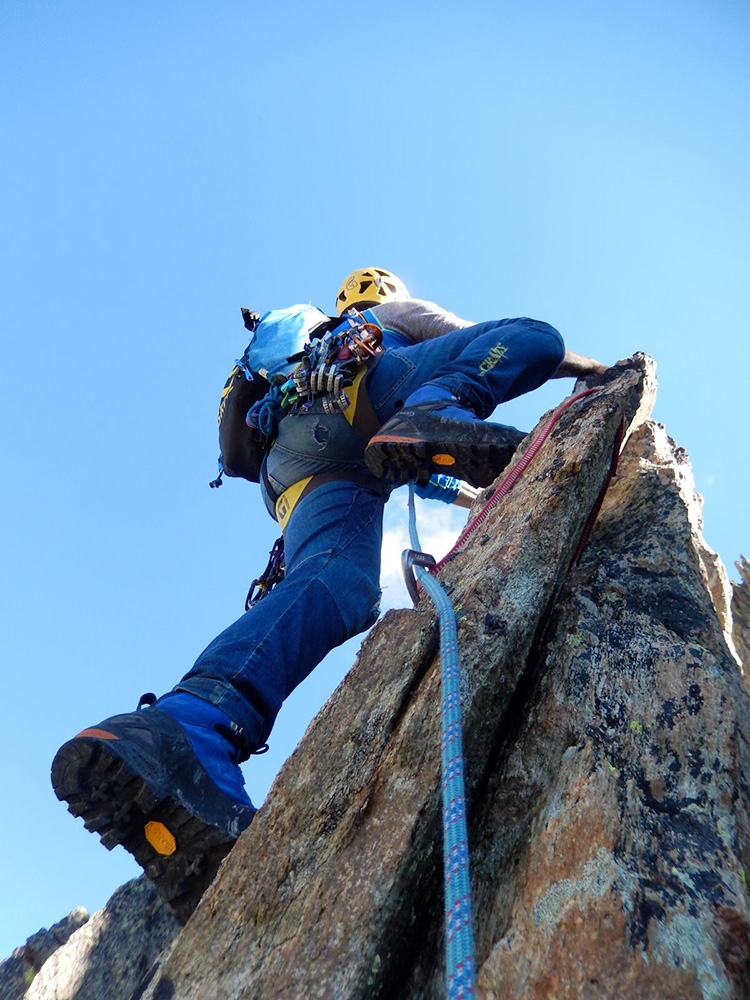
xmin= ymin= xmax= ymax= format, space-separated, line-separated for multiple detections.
xmin=453 ymin=483 xmax=482 ymax=508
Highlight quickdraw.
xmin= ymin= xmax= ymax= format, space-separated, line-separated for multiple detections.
xmin=245 ymin=536 xmax=285 ymax=610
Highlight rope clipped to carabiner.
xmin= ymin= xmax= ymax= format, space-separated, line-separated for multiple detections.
xmin=404 ymin=484 xmax=476 ymax=999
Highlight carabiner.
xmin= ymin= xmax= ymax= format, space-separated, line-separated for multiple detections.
xmin=401 ymin=548 xmax=437 ymax=607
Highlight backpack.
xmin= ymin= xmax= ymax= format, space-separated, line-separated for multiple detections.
xmin=210 ymin=363 xmax=269 ymax=486
xmin=210 ymin=305 xmax=344 ymax=487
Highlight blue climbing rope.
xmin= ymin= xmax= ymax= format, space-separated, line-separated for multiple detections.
xmin=247 ymin=385 xmax=286 ymax=437
xmin=407 ymin=483 xmax=476 ymax=999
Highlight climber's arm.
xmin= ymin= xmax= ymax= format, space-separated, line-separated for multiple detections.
xmin=552 ymin=349 xmax=610 ymax=378
xmin=414 ymin=475 xmax=480 ymax=507
xmin=453 ymin=483 xmax=481 ymax=508
xmin=373 ymin=299 xmax=474 ymax=343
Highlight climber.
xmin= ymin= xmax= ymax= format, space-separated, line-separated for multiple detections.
xmin=51 ymin=266 xmax=609 ymax=922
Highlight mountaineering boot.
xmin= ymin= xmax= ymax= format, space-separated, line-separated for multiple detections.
xmin=51 ymin=693 xmax=257 ymax=924
xmin=365 ymin=388 xmax=527 ymax=487
xmin=397 ymin=385 xmax=484 ymax=423
xmin=153 ymin=691 xmax=259 ymax=807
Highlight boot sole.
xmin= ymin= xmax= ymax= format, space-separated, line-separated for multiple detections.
xmin=52 ymin=737 xmax=240 ymax=924
xmin=365 ymin=435 xmax=517 ymax=488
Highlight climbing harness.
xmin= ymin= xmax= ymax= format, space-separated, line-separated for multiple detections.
xmin=245 ymin=536 xmax=285 ymax=609
xmin=247 ymin=311 xmax=383 ymax=438
xmin=221 ymin=309 xmax=387 ymax=605
xmin=402 ymin=387 xmax=624 ymax=999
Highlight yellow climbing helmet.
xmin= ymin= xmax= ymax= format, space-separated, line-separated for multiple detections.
xmin=335 ymin=267 xmax=410 ymax=315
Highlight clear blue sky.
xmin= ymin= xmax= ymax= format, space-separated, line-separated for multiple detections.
xmin=1 ymin=0 xmax=748 ymax=959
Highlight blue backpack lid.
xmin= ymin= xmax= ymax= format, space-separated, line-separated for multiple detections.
xmin=243 ymin=304 xmax=331 ymax=378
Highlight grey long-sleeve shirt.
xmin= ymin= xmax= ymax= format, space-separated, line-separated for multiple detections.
xmin=370 ymin=298 xmax=474 ymax=342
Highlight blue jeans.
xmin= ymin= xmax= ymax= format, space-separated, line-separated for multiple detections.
xmin=179 ymin=481 xmax=384 ymax=747
xmin=177 ymin=318 xmax=564 ymax=746
xmin=368 ymin=317 xmax=564 ymax=421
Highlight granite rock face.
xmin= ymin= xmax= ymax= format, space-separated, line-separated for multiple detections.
xmin=469 ymin=419 xmax=750 ymax=1000
xmin=1 ymin=879 xmax=180 ymax=1000
xmin=732 ymin=557 xmax=750 ymax=673
xmin=0 ymin=908 xmax=89 ymax=1000
xmin=11 ymin=355 xmax=749 ymax=999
